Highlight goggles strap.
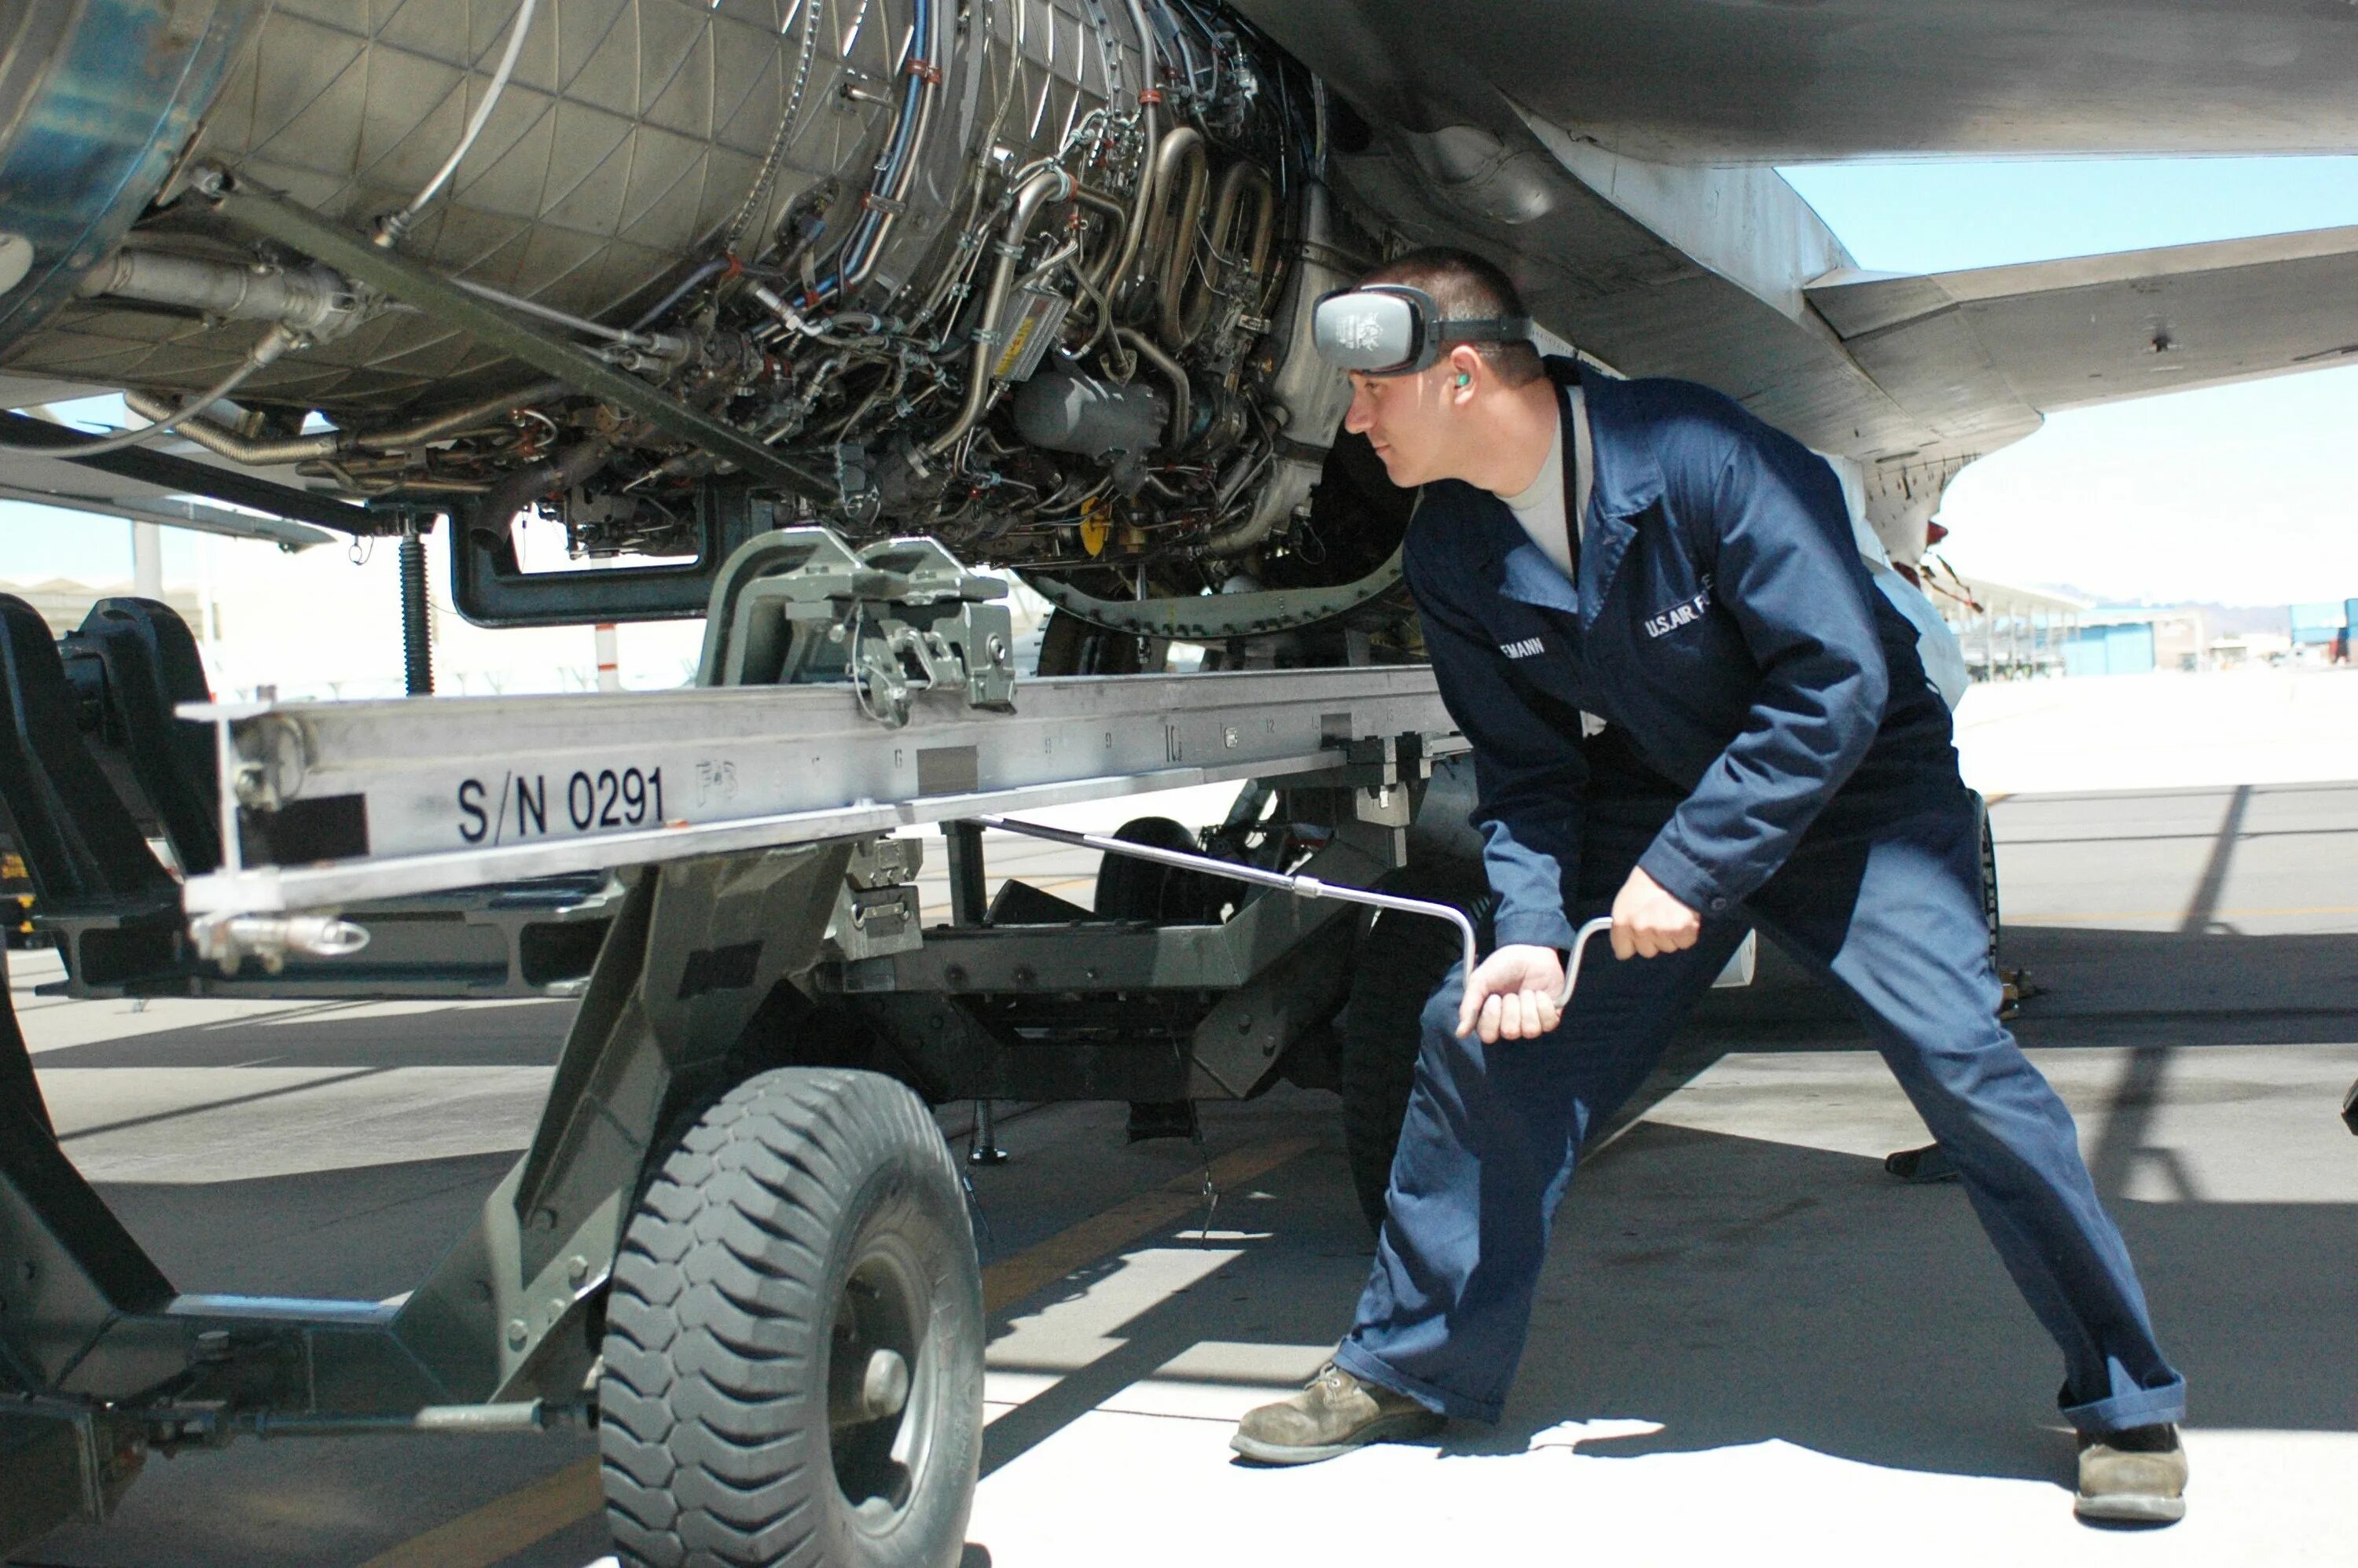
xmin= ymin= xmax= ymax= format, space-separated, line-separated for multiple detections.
xmin=1433 ymin=315 xmax=1532 ymax=344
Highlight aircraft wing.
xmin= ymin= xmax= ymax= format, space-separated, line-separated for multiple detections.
xmin=0 ymin=475 xmax=334 ymax=550
xmin=1237 ymin=0 xmax=2358 ymax=163
xmin=0 ymin=406 xmax=363 ymax=550
xmin=1806 ymin=226 xmax=2358 ymax=451
xmin=1234 ymin=0 xmax=2358 ymax=559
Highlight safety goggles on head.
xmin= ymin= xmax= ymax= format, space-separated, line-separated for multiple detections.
xmin=1310 ymin=284 xmax=1532 ymax=376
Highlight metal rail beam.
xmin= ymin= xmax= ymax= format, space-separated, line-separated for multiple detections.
xmin=200 ymin=172 xmax=834 ymax=501
xmin=182 ymin=667 xmax=1456 ymax=916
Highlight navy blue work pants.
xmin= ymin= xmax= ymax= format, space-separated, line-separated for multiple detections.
xmin=1334 ymin=798 xmax=2186 ymax=1435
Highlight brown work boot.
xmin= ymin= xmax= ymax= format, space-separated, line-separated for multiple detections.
xmin=2076 ymin=1423 xmax=2187 ymax=1525
xmin=1229 ymin=1360 xmax=1443 ymax=1465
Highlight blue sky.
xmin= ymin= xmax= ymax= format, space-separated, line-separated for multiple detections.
xmin=1783 ymin=157 xmax=2358 ymax=606
xmin=9 ymin=156 xmax=2358 ymax=604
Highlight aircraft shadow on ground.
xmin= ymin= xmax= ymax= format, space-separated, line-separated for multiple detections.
xmin=1459 ymin=1123 xmax=2358 ymax=1478
xmin=982 ymin=914 xmax=2358 ymax=1489
xmin=982 ymin=1118 xmax=2357 ymax=1489
xmin=1684 ymin=920 xmax=2358 ymax=1052
xmin=94 ymin=1151 xmax=518 ymax=1299
xmin=25 ymin=1000 xmax=577 ymax=1070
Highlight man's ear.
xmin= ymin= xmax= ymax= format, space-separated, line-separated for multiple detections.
xmin=1446 ymin=345 xmax=1483 ymax=402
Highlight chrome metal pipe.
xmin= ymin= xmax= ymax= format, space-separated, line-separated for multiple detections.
xmin=1100 ymin=0 xmax=1163 ymax=306
xmin=128 ymin=376 xmax=568 ymax=465
xmin=123 ymin=390 xmax=341 ymax=465
xmin=1145 ymin=128 xmax=1208 ymax=343
xmin=1114 ymin=327 xmax=1191 ymax=451
xmin=355 ymin=376 xmax=570 ymax=452
xmin=924 ymin=167 xmax=1073 ymax=457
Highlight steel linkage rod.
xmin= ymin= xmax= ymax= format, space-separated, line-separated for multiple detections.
xmin=194 ymin=169 xmax=834 ymax=501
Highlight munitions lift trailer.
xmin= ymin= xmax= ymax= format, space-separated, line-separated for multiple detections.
xmin=0 ymin=525 xmax=1463 ymax=1560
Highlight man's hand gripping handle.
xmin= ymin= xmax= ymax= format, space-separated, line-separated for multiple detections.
xmin=1456 ymin=916 xmax=1614 ymax=1043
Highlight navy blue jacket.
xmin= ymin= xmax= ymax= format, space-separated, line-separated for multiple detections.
xmin=1404 ymin=360 xmax=1962 ymax=951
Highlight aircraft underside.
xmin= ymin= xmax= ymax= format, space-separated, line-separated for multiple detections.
xmin=6 ymin=0 xmax=2358 ymax=636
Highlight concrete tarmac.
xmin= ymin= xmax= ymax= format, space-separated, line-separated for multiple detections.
xmin=9 ymin=672 xmax=2358 ymax=1567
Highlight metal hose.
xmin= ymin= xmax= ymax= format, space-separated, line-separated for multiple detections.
xmin=720 ymin=0 xmax=825 ymax=252
xmin=380 ymin=0 xmax=539 ymax=244
xmin=125 ymin=376 xmax=570 ymax=466
xmin=831 ymin=0 xmax=942 ymax=294
xmin=0 ymin=328 xmax=293 ymax=458
xmin=76 ymin=250 xmax=361 ymax=336
xmin=357 ymin=378 xmax=571 ymax=452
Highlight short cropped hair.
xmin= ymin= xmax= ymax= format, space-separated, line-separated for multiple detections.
xmin=1355 ymin=246 xmax=1547 ymax=387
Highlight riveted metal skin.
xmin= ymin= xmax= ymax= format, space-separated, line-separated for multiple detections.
xmin=0 ymin=1 xmax=259 ymax=348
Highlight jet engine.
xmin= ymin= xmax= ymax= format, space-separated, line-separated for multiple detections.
xmin=0 ymin=0 xmax=1405 ymax=641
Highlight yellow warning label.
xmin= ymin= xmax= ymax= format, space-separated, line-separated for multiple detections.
xmin=992 ymin=318 xmax=1037 ymax=380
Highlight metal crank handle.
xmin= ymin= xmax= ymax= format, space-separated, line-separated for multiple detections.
xmin=975 ymin=817 xmax=1618 ymax=1010
xmin=1554 ymin=916 xmax=1616 ymax=1008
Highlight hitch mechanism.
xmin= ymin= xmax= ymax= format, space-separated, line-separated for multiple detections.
xmin=699 ymin=527 xmax=1017 ymax=726
xmin=188 ymin=911 xmax=370 ymax=975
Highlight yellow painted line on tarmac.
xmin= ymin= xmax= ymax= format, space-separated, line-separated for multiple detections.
xmin=354 ymin=1453 xmax=601 ymax=1568
xmin=364 ymin=1132 xmax=1320 ymax=1566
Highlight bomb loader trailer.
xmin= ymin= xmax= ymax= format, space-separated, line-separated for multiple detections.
xmin=0 ymin=525 xmax=1478 ymax=1564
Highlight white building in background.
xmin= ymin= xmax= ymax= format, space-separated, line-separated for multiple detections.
xmin=2 ymin=577 xmax=202 ymax=639
xmin=7 ymin=510 xmax=1058 ymax=703
xmin=2080 ymin=606 xmax=2213 ymax=673
xmin=1926 ymin=570 xmax=2090 ymax=680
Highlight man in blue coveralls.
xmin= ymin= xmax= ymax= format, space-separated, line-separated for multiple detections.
xmin=1229 ymin=249 xmax=2189 ymax=1523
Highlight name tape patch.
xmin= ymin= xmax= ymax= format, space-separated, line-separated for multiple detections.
xmin=1644 ymin=577 xmax=1713 ymax=639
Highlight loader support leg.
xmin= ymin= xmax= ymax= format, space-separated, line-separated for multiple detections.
xmin=0 ymin=970 xmax=174 ymax=1394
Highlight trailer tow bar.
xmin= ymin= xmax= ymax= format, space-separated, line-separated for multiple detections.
xmin=976 ymin=816 xmax=1614 ymax=1008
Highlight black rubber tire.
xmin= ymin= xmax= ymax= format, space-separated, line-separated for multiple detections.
xmin=1095 ymin=817 xmax=1223 ymax=1139
xmin=601 ymin=1067 xmax=982 ymax=1568
xmin=1973 ymin=790 xmax=2001 ymax=970
xmin=1093 ymin=816 xmax=1229 ymax=925
xmin=1034 ymin=610 xmax=1145 ymax=677
xmin=1339 ymin=882 xmax=1493 ymax=1236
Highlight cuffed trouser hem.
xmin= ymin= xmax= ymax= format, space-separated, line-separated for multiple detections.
xmin=2062 ymin=1378 xmax=2187 ymax=1436
xmin=1332 ymin=1340 xmax=1497 ymax=1424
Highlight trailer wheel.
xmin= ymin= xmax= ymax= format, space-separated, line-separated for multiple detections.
xmin=1973 ymin=791 xmax=2002 ymax=971
xmin=1339 ymin=883 xmax=1493 ymax=1235
xmin=1035 ymin=610 xmax=1146 ymax=677
xmin=1096 ymin=817 xmax=1226 ymax=1141
xmin=1093 ymin=817 xmax=1229 ymax=926
xmin=601 ymin=1067 xmax=982 ymax=1568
